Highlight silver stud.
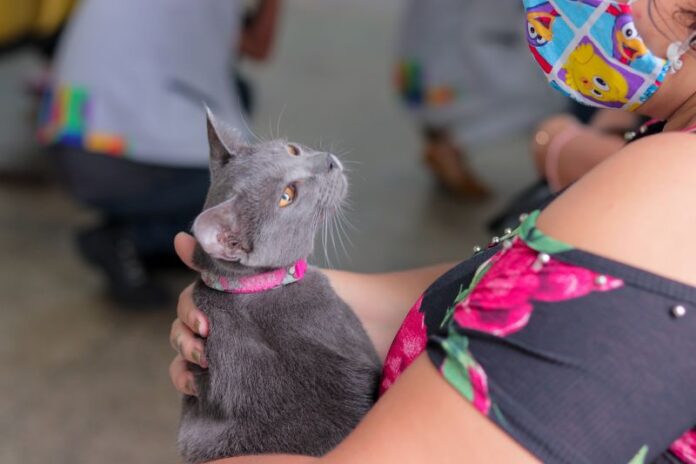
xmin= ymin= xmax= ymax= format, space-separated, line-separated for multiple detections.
xmin=472 ymin=245 xmax=482 ymax=254
xmin=502 ymin=239 xmax=513 ymax=250
xmin=640 ymin=125 xmax=648 ymax=134
xmin=519 ymin=213 xmax=529 ymax=223
xmin=595 ymin=275 xmax=608 ymax=286
xmin=490 ymin=236 xmax=500 ymax=245
xmin=624 ymin=131 xmax=637 ymax=142
xmin=671 ymin=305 xmax=687 ymax=318
xmin=504 ymin=227 xmax=513 ymax=235
xmin=532 ymin=252 xmax=551 ymax=271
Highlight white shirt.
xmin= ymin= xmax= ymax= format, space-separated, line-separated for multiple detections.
xmin=44 ymin=0 xmax=248 ymax=167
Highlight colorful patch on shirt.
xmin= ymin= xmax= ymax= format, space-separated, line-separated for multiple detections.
xmin=37 ymin=84 xmax=128 ymax=157
xmin=394 ymin=60 xmax=457 ymax=108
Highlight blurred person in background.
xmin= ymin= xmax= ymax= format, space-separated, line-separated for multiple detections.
xmin=37 ymin=0 xmax=281 ymax=307
xmin=394 ymin=0 xmax=565 ymax=198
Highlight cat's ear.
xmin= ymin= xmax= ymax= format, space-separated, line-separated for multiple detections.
xmin=192 ymin=198 xmax=250 ymax=263
xmin=205 ymin=106 xmax=244 ymax=165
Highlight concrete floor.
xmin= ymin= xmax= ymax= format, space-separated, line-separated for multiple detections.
xmin=0 ymin=1 xmax=551 ymax=463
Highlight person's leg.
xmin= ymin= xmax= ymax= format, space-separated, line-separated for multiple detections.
xmin=55 ymin=148 xmax=209 ymax=306
xmin=57 ymin=147 xmax=209 ymax=254
xmin=422 ymin=127 xmax=490 ymax=199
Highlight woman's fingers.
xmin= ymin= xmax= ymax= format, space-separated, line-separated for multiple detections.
xmin=174 ymin=232 xmax=200 ymax=272
xmin=170 ymin=318 xmax=208 ymax=368
xmin=171 ymin=232 xmax=208 ymax=396
xmin=177 ymin=282 xmax=209 ymax=337
xmin=169 ymin=354 xmax=198 ymax=396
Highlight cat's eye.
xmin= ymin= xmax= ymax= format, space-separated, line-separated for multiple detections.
xmin=279 ymin=184 xmax=297 ymax=207
xmin=286 ymin=144 xmax=301 ymax=156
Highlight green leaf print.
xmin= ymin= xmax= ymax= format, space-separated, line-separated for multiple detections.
xmin=442 ymin=258 xmax=494 ymax=328
xmin=628 ymin=445 xmax=648 ymax=464
xmin=519 ymin=210 xmax=574 ymax=255
xmin=441 ymin=331 xmax=479 ymax=402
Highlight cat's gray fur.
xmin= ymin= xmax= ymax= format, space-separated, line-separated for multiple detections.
xmin=177 ymin=109 xmax=381 ymax=463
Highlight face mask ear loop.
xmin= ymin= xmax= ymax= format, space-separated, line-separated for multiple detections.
xmin=667 ymin=31 xmax=696 ymax=73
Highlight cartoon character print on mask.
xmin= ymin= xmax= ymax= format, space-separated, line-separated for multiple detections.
xmin=527 ymin=2 xmax=559 ymax=48
xmin=577 ymin=0 xmax=648 ymax=63
xmin=522 ymin=0 xmax=673 ymax=110
xmin=608 ymin=4 xmax=647 ymax=63
xmin=561 ymin=41 xmax=630 ymax=106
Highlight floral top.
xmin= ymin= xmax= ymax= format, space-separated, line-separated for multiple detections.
xmin=381 ymin=210 xmax=696 ymax=464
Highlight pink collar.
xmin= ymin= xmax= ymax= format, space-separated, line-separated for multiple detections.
xmin=200 ymin=260 xmax=308 ymax=294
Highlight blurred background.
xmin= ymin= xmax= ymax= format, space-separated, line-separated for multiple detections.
xmin=1 ymin=0 xmax=566 ymax=462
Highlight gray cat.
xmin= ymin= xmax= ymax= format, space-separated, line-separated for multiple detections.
xmin=177 ymin=109 xmax=382 ymax=463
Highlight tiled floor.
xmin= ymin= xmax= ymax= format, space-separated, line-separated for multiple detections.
xmin=0 ymin=1 xmax=548 ymax=462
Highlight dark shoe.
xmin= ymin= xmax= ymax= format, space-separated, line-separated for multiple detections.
xmin=77 ymin=226 xmax=171 ymax=308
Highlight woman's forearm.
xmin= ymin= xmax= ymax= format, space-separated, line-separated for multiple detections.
xmin=557 ymin=130 xmax=625 ymax=189
xmin=323 ymin=262 xmax=458 ymax=359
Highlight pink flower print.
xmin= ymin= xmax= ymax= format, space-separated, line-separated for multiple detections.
xmin=380 ymin=295 xmax=427 ymax=395
xmin=468 ymin=363 xmax=491 ymax=415
xmin=454 ymin=239 xmax=623 ymax=337
xmin=670 ymin=429 xmax=696 ymax=464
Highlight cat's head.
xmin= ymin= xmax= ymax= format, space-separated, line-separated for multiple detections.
xmin=192 ymin=109 xmax=347 ymax=272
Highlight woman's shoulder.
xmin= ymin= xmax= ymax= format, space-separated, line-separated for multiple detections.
xmin=617 ymin=130 xmax=696 ymax=166
xmin=639 ymin=128 xmax=696 ymax=144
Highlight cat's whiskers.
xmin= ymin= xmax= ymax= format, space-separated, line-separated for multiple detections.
xmin=238 ymin=105 xmax=264 ymax=143
xmin=329 ymin=214 xmax=339 ymax=262
xmin=323 ymin=213 xmax=333 ymax=269
xmin=336 ymin=206 xmax=356 ymax=248
xmin=275 ymin=103 xmax=287 ymax=140
xmin=332 ymin=211 xmax=351 ymax=261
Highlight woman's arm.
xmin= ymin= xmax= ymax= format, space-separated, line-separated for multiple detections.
xmin=532 ymin=114 xmax=627 ymax=190
xmin=205 ymin=356 xmax=539 ymax=464
xmin=322 ymin=263 xmax=456 ymax=359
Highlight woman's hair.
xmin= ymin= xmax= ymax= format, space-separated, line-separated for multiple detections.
xmin=647 ymin=0 xmax=696 ymax=39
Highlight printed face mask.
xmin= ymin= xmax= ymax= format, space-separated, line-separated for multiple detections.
xmin=524 ymin=0 xmax=695 ymax=110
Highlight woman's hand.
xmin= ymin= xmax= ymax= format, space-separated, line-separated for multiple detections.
xmin=531 ymin=114 xmax=582 ymax=174
xmin=169 ymin=232 xmax=210 ymax=396
xmin=531 ymin=112 xmax=628 ymax=189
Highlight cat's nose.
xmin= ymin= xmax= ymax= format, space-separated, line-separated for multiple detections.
xmin=327 ymin=153 xmax=342 ymax=172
